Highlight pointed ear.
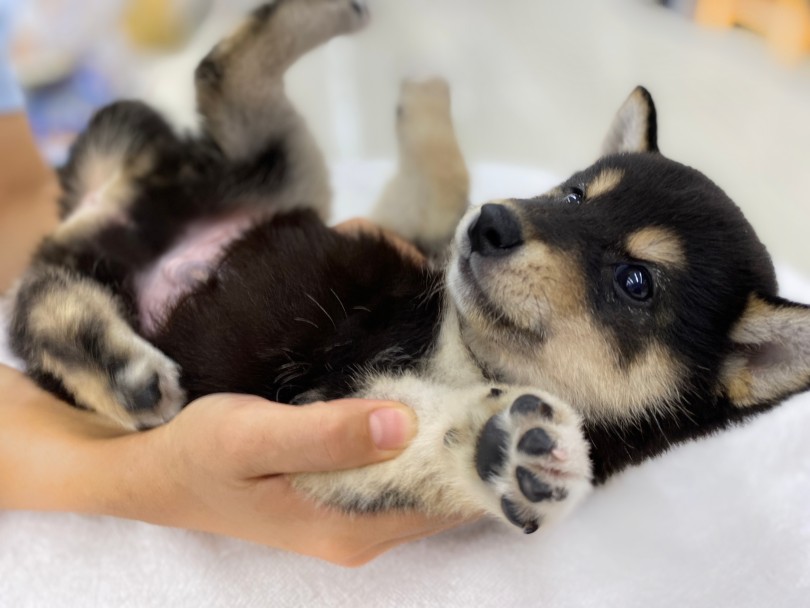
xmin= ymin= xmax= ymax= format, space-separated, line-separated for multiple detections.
xmin=720 ymin=295 xmax=810 ymax=408
xmin=601 ymin=86 xmax=659 ymax=155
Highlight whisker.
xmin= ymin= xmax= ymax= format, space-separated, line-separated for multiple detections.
xmin=294 ymin=317 xmax=319 ymax=329
xmin=306 ymin=293 xmax=337 ymax=330
xmin=330 ymin=288 xmax=349 ymax=320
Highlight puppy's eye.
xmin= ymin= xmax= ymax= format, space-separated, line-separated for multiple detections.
xmin=563 ymin=187 xmax=584 ymax=205
xmin=614 ymin=264 xmax=653 ymax=302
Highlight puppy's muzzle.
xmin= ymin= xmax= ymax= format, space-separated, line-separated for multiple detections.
xmin=468 ymin=203 xmax=523 ymax=257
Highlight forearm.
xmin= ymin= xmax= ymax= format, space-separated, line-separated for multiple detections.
xmin=0 ymin=113 xmax=60 ymax=292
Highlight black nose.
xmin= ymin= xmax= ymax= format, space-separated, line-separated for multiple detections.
xmin=468 ymin=203 xmax=524 ymax=257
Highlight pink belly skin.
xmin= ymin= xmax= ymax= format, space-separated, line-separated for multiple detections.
xmin=135 ymin=211 xmax=269 ymax=335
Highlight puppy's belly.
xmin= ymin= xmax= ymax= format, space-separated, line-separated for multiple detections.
xmin=135 ymin=210 xmax=269 ymax=335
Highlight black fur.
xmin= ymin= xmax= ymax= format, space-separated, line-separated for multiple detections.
xmin=507 ymin=153 xmax=780 ymax=482
xmin=152 ymin=211 xmax=443 ymax=404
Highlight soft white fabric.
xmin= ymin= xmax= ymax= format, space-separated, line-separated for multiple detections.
xmin=1 ymin=162 xmax=808 ymax=608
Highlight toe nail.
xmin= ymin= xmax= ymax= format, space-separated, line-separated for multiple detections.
xmin=518 ymin=428 xmax=555 ymax=456
xmin=523 ymin=520 xmax=540 ymax=534
xmin=516 ymin=466 xmax=554 ymax=503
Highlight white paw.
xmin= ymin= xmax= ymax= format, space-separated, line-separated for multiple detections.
xmin=475 ymin=390 xmax=592 ymax=533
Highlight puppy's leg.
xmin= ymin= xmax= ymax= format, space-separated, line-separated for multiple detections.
xmin=53 ymin=101 xmax=185 ymax=245
xmin=195 ymin=0 xmax=370 ymax=219
xmin=11 ymin=101 xmax=189 ymax=429
xmin=293 ymin=379 xmax=592 ymax=532
xmin=371 ymin=79 xmax=470 ymax=255
xmin=10 ymin=266 xmax=185 ymax=430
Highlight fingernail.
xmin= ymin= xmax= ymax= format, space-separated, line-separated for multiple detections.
xmin=369 ymin=407 xmax=416 ymax=451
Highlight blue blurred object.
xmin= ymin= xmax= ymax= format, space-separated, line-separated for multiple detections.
xmin=25 ymin=63 xmax=116 ymax=165
xmin=0 ymin=0 xmax=24 ymax=113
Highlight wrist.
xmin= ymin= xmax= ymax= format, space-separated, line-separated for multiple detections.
xmin=75 ymin=426 xmax=186 ymax=527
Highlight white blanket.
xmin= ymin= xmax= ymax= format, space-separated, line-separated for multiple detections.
xmin=1 ymin=162 xmax=808 ymax=608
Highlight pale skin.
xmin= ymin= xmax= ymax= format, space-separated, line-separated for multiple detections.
xmin=0 ymin=112 xmax=466 ymax=567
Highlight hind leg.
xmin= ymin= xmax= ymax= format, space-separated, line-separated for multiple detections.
xmin=11 ymin=101 xmax=190 ymax=429
xmin=48 ymin=100 xmax=189 ymax=264
xmin=371 ymin=78 xmax=470 ymax=255
xmin=10 ymin=266 xmax=185 ymax=430
xmin=195 ymin=0 xmax=370 ymax=220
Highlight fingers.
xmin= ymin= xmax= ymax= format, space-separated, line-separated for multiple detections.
xmin=216 ymin=397 xmax=418 ymax=477
xmin=257 ymin=477 xmax=469 ymax=567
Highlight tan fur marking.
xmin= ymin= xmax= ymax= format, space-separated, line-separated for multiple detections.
xmin=586 ymin=168 xmax=624 ymax=199
xmin=536 ymin=320 xmax=684 ymax=421
xmin=452 ymin=225 xmax=685 ymax=421
xmin=39 ymin=353 xmax=135 ymax=430
xmin=626 ymin=227 xmax=686 ymax=268
xmin=54 ymin=147 xmax=155 ymax=243
xmin=471 ymin=238 xmax=586 ymax=332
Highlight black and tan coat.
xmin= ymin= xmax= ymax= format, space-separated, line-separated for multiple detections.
xmin=9 ymin=0 xmax=810 ymax=534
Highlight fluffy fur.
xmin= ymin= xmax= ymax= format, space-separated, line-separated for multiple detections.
xmin=9 ymin=1 xmax=810 ymax=533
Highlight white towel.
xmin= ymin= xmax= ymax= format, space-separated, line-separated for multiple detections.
xmin=1 ymin=162 xmax=808 ymax=608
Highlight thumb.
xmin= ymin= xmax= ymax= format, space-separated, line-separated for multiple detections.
xmin=245 ymin=399 xmax=418 ymax=476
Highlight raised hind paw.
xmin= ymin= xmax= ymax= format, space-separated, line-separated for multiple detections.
xmin=372 ymin=78 xmax=470 ymax=253
xmin=475 ymin=390 xmax=593 ymax=533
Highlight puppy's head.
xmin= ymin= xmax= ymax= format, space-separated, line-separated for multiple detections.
xmin=449 ymin=88 xmax=810 ymax=428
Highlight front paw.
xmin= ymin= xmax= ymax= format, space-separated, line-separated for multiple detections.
xmin=475 ymin=391 xmax=592 ymax=533
xmin=112 ymin=338 xmax=186 ymax=429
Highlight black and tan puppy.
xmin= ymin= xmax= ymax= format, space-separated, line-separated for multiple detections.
xmin=10 ymin=1 xmax=810 ymax=534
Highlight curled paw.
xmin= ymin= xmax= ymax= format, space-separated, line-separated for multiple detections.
xmin=475 ymin=392 xmax=592 ymax=533
xmin=112 ymin=338 xmax=186 ymax=429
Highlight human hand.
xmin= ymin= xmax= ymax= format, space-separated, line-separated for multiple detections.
xmin=103 ymin=394 xmax=467 ymax=567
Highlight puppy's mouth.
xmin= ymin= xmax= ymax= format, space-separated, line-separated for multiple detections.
xmin=453 ymin=253 xmax=524 ymax=334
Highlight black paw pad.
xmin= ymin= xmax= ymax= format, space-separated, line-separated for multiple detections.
xmin=501 ymin=496 xmax=540 ymax=534
xmin=510 ymin=394 xmax=554 ymax=419
xmin=516 ymin=466 xmax=553 ymax=503
xmin=475 ymin=416 xmax=509 ymax=481
xmin=128 ymin=374 xmax=161 ymax=412
xmin=517 ymin=428 xmax=555 ymax=456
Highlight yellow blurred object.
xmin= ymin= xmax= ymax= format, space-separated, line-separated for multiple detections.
xmin=695 ymin=0 xmax=810 ymax=63
xmin=123 ymin=0 xmax=212 ymax=50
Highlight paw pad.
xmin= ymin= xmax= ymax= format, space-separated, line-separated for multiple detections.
xmin=516 ymin=466 xmax=553 ymax=503
xmin=472 ymin=389 xmax=591 ymax=534
xmin=501 ymin=496 xmax=540 ymax=534
xmin=509 ymin=394 xmax=554 ymax=419
xmin=475 ymin=417 xmax=509 ymax=481
xmin=517 ymin=427 xmax=555 ymax=456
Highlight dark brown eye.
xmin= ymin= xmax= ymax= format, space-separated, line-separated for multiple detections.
xmin=563 ymin=187 xmax=584 ymax=205
xmin=614 ymin=264 xmax=653 ymax=302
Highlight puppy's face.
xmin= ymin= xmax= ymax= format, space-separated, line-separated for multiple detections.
xmin=448 ymin=88 xmax=810 ymax=424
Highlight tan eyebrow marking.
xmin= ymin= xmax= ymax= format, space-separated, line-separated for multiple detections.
xmin=625 ymin=227 xmax=686 ymax=268
xmin=586 ymin=168 xmax=624 ymax=199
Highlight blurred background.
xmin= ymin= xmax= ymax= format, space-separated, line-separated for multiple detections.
xmin=5 ymin=0 xmax=810 ymax=274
